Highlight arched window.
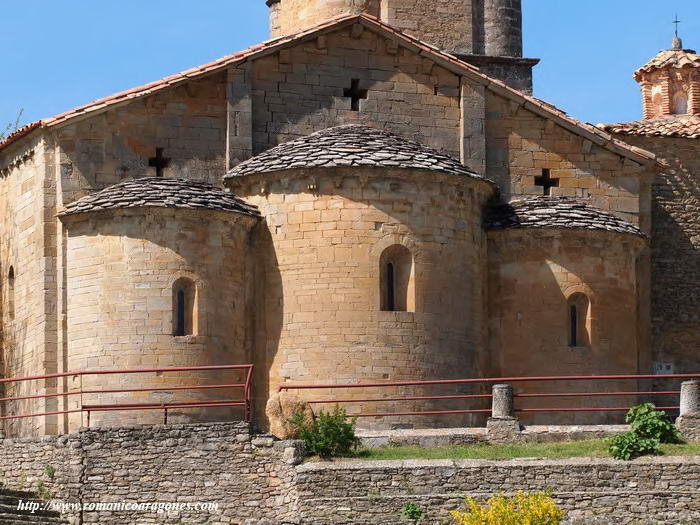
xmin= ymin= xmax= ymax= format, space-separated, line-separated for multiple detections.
xmin=568 ymin=293 xmax=590 ymax=348
xmin=674 ymin=91 xmax=688 ymax=115
xmin=380 ymin=245 xmax=414 ymax=312
xmin=172 ymin=278 xmax=196 ymax=336
xmin=7 ymin=267 xmax=15 ymax=322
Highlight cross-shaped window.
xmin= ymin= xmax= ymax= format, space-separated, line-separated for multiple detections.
xmin=343 ymin=79 xmax=368 ymax=111
xmin=148 ymin=148 xmax=171 ymax=177
xmin=534 ymin=168 xmax=559 ymax=196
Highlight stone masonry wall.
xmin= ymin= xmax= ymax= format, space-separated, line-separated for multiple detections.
xmin=0 ymin=134 xmax=56 ymax=437
xmin=0 ymin=422 xmax=699 ymax=524
xmin=487 ymin=93 xmax=653 ymax=231
xmin=54 ymin=72 xmax=228 ymax=207
xmin=59 ymin=208 xmax=257 ymax=432
xmin=487 ymin=229 xmax=646 ymax=425
xmin=234 ymin=167 xmax=494 ymax=430
xmin=251 ymin=26 xmax=464 ymax=159
xmin=296 ymin=457 xmax=700 ymax=524
xmin=0 ymin=422 xmax=302 ymax=525
xmin=612 ymin=135 xmax=700 ymax=375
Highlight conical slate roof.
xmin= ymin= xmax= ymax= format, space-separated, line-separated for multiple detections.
xmin=224 ymin=125 xmax=486 ymax=180
xmin=487 ymin=197 xmax=645 ymax=237
xmin=59 ymin=177 xmax=260 ymax=217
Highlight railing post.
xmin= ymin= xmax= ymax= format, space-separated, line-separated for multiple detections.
xmin=487 ymin=384 xmax=521 ymax=443
xmin=677 ymin=380 xmax=700 ymax=440
xmin=491 ymin=384 xmax=515 ymax=418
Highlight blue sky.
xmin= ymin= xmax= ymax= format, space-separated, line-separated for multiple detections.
xmin=2 ymin=1 xmax=697 ymax=130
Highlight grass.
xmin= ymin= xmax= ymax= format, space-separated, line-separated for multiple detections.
xmin=322 ymin=440 xmax=700 ymax=461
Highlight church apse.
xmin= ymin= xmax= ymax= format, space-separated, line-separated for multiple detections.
xmin=226 ymin=126 xmax=495 ymax=430
xmin=487 ymin=198 xmax=648 ymax=424
xmin=57 ymin=178 xmax=260 ymax=432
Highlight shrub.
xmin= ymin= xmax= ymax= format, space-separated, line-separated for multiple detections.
xmin=607 ymin=431 xmax=660 ymax=461
xmin=607 ymin=404 xmax=682 ymax=461
xmin=401 ymin=502 xmax=428 ymax=521
xmin=288 ymin=405 xmax=359 ymax=458
xmin=451 ymin=491 xmax=565 ymax=525
xmin=625 ymin=403 xmax=682 ymax=444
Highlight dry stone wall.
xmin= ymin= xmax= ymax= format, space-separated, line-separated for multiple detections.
xmin=0 ymin=422 xmax=302 ymax=525
xmin=0 ymin=422 xmax=699 ymax=524
xmin=296 ymin=457 xmax=700 ymax=524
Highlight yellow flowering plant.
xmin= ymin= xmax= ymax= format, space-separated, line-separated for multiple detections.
xmin=450 ymin=491 xmax=565 ymax=525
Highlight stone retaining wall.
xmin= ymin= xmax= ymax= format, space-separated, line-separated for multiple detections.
xmin=296 ymin=457 xmax=700 ymax=524
xmin=0 ymin=422 xmax=303 ymax=525
xmin=0 ymin=423 xmax=698 ymax=524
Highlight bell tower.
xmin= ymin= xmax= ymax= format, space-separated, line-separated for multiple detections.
xmin=634 ymin=36 xmax=700 ymax=120
xmin=266 ymin=0 xmax=539 ymax=94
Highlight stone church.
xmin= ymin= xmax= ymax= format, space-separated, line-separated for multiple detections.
xmin=0 ymin=0 xmax=696 ymax=436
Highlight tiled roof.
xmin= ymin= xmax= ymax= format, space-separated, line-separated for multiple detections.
xmin=225 ymin=125 xmax=487 ymax=180
xmin=487 ymin=197 xmax=645 ymax=237
xmin=601 ymin=115 xmax=700 ymax=139
xmin=58 ymin=177 xmax=260 ymax=218
xmin=635 ymin=48 xmax=700 ymax=81
xmin=0 ymin=122 xmax=41 ymax=151
xmin=0 ymin=14 xmax=657 ymax=167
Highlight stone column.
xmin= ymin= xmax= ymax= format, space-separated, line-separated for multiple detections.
xmin=677 ymin=380 xmax=700 ymax=440
xmin=491 ymin=384 xmax=514 ymax=418
xmin=483 ymin=0 xmax=523 ymax=57
xmin=487 ymin=384 xmax=521 ymax=443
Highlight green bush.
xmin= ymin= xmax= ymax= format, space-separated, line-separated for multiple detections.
xmin=608 ymin=404 xmax=682 ymax=460
xmin=625 ymin=403 xmax=682 ymax=443
xmin=289 ymin=405 xmax=359 ymax=458
xmin=607 ymin=431 xmax=660 ymax=461
xmin=451 ymin=491 xmax=565 ymax=525
xmin=401 ymin=502 xmax=428 ymax=521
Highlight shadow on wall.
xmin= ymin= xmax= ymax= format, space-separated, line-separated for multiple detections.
xmin=488 ymin=231 xmax=642 ymax=425
xmin=252 ymin=221 xmax=283 ymax=431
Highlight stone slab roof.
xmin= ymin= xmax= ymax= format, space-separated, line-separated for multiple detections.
xmin=0 ymin=15 xmax=657 ymax=168
xmin=600 ymin=115 xmax=700 ymax=139
xmin=58 ymin=177 xmax=260 ymax=218
xmin=225 ymin=125 xmax=486 ymax=180
xmin=634 ymin=47 xmax=700 ymax=81
xmin=487 ymin=197 xmax=644 ymax=237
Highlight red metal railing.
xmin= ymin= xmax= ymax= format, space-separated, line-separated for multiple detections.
xmin=0 ymin=364 xmax=254 ymax=425
xmin=278 ymin=373 xmax=697 ymax=419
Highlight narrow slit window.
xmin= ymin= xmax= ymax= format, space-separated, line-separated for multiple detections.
xmin=567 ymin=293 xmax=590 ymax=348
xmin=172 ymin=278 xmax=196 ymax=336
xmin=8 ymin=267 xmax=14 ymax=321
xmin=569 ymin=304 xmax=578 ymax=347
xmin=380 ymin=245 xmax=415 ymax=312
xmin=386 ymin=263 xmax=395 ymax=312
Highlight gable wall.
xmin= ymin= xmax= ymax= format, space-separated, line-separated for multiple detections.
xmin=250 ymin=26 xmax=464 ymax=159
xmin=485 ymin=92 xmax=653 ymax=230
xmin=53 ymin=72 xmax=228 ymax=208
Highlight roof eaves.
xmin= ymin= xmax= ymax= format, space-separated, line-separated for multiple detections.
xmin=0 ymin=121 xmax=42 ymax=153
